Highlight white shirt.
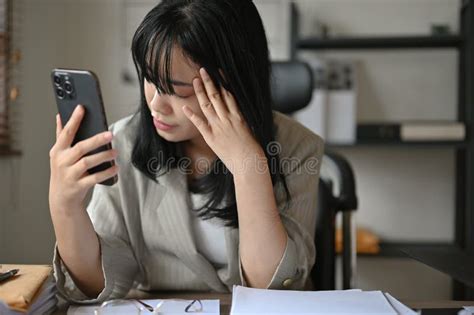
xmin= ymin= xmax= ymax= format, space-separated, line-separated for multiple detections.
xmin=189 ymin=191 xmax=228 ymax=268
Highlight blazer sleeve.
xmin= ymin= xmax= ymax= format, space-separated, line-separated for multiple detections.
xmin=52 ymin=124 xmax=139 ymax=304
xmin=238 ymin=133 xmax=324 ymax=290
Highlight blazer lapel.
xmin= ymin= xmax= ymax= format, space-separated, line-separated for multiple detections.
xmin=149 ymin=167 xmax=228 ymax=292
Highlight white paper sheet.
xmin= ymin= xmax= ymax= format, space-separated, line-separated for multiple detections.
xmin=383 ymin=293 xmax=418 ymax=315
xmin=230 ymin=285 xmax=412 ymax=315
xmin=67 ymin=299 xmax=219 ymax=315
xmin=462 ymin=306 xmax=474 ymax=314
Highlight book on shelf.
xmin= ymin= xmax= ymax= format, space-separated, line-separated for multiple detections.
xmin=357 ymin=121 xmax=466 ymax=142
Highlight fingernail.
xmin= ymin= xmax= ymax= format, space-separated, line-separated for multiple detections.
xmin=200 ymin=67 xmax=207 ymax=76
xmin=104 ymin=131 xmax=113 ymax=140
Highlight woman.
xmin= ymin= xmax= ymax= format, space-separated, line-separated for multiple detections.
xmin=49 ymin=0 xmax=324 ymax=303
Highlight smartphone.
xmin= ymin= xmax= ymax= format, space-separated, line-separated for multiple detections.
xmin=51 ymin=68 xmax=118 ymax=186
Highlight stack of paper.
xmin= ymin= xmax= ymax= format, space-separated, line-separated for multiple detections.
xmin=230 ymin=286 xmax=417 ymax=315
xmin=67 ymin=299 xmax=220 ymax=315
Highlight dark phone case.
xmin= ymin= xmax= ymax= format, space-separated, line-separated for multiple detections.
xmin=51 ymin=68 xmax=118 ymax=186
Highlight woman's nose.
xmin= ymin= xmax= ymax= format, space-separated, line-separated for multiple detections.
xmin=150 ymin=88 xmax=173 ymax=115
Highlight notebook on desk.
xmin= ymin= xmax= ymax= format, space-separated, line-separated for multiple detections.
xmin=230 ymin=285 xmax=417 ymax=315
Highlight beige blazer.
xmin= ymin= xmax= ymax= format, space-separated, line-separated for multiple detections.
xmin=53 ymin=110 xmax=324 ymax=304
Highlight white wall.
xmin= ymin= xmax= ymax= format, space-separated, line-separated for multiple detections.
xmin=0 ymin=0 xmax=461 ymax=300
xmin=0 ymin=0 xmax=140 ymax=263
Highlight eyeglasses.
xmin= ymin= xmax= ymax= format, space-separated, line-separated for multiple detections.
xmin=93 ymin=298 xmax=203 ymax=314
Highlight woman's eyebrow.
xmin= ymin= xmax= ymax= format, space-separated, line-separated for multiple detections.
xmin=170 ymin=79 xmax=193 ymax=87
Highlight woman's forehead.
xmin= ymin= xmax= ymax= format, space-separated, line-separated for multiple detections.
xmin=170 ymin=47 xmax=199 ymax=84
xmin=146 ymin=44 xmax=199 ymax=86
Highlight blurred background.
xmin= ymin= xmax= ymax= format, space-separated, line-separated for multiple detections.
xmin=0 ymin=0 xmax=469 ymax=301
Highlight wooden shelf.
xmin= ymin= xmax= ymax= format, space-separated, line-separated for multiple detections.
xmin=297 ymin=35 xmax=463 ymax=50
xmin=357 ymin=242 xmax=456 ymax=258
xmin=0 ymin=148 xmax=21 ymax=157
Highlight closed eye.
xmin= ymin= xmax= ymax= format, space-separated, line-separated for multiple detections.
xmin=174 ymin=92 xmax=195 ymax=99
xmin=172 ymin=81 xmax=194 ymax=99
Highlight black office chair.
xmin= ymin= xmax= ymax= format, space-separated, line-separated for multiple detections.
xmin=270 ymin=61 xmax=359 ymax=290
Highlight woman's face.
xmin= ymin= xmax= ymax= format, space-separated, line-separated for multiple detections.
xmin=144 ymin=46 xmax=206 ymax=143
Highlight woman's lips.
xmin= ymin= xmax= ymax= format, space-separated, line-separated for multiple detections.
xmin=153 ymin=117 xmax=176 ymax=131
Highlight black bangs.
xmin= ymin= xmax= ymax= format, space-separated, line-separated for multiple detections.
xmin=133 ymin=4 xmax=228 ymax=97
xmin=132 ymin=7 xmax=179 ymax=96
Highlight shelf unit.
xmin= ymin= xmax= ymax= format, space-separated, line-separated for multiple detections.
xmin=0 ymin=149 xmax=21 ymax=157
xmin=358 ymin=242 xmax=456 ymax=258
xmin=293 ymin=0 xmax=474 ymax=299
xmin=298 ymin=35 xmax=463 ymax=50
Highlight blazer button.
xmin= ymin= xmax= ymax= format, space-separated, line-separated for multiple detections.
xmin=282 ymin=278 xmax=293 ymax=288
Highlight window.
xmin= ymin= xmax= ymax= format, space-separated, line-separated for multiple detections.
xmin=0 ymin=0 xmax=19 ymax=155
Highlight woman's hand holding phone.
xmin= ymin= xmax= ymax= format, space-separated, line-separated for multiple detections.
xmin=49 ymin=104 xmax=119 ymax=216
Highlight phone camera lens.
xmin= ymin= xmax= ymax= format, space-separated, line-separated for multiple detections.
xmin=56 ymin=87 xmax=65 ymax=99
xmin=64 ymin=81 xmax=73 ymax=94
xmin=54 ymin=74 xmax=62 ymax=86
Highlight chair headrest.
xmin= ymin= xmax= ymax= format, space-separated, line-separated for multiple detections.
xmin=270 ymin=61 xmax=314 ymax=114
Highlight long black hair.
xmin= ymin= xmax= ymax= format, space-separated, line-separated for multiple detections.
xmin=130 ymin=0 xmax=290 ymax=228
